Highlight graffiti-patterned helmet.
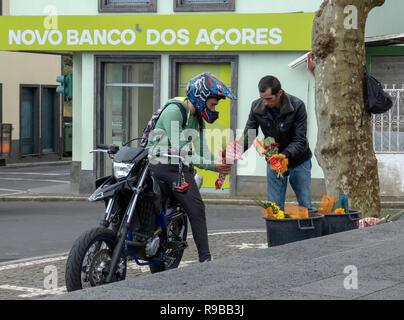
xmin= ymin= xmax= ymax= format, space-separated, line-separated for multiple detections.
xmin=185 ymin=72 xmax=236 ymax=124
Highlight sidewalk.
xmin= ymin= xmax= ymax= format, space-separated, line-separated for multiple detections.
xmin=1 ymin=183 xmax=404 ymax=209
xmin=0 ymin=160 xmax=72 ymax=169
xmin=47 ymin=218 xmax=404 ymax=300
xmin=0 ymin=160 xmax=404 ymax=209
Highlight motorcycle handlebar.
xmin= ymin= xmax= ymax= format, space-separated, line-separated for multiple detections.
xmin=95 ymin=144 xmax=119 ymax=154
xmin=97 ymin=144 xmax=110 ymax=150
xmin=155 ymin=149 xmax=193 ymax=158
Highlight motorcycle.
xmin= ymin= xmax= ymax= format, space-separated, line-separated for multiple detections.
xmin=65 ymin=139 xmax=202 ymax=292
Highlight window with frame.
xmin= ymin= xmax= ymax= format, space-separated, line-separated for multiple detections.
xmin=104 ymin=63 xmax=155 ymax=148
xmin=174 ymin=0 xmax=235 ymax=12
xmin=95 ymin=55 xmax=161 ymax=177
xmin=99 ymin=0 xmax=157 ymax=12
xmin=0 ymin=0 xmax=2 ymax=16
xmin=20 ymin=86 xmax=59 ymax=156
xmin=20 ymin=86 xmax=40 ymax=155
xmin=41 ymin=87 xmax=58 ymax=153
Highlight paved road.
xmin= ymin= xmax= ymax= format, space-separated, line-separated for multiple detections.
xmin=0 ymin=201 xmax=105 ymax=262
xmin=0 ymin=229 xmax=267 ymax=300
xmin=0 ymin=202 xmax=264 ymax=262
xmin=0 ymin=164 xmax=70 ymax=196
xmin=0 ymin=201 xmax=266 ymax=300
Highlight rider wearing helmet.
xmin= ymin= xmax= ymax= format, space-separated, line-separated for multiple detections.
xmin=185 ymin=71 xmax=236 ymax=124
xmin=147 ymin=72 xmax=236 ymax=263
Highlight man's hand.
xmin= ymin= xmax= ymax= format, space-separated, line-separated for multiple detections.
xmin=215 ymin=162 xmax=232 ymax=175
xmin=267 ymin=153 xmax=288 ymax=173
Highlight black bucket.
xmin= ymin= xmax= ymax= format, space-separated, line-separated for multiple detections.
xmin=264 ymin=212 xmax=324 ymax=247
xmin=319 ymin=210 xmax=361 ymax=235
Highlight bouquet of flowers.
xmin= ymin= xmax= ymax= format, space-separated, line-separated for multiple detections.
xmin=253 ymin=137 xmax=288 ymax=178
xmin=268 ymin=154 xmax=289 ymax=178
xmin=255 ymin=200 xmax=291 ymax=219
xmin=215 ymin=140 xmax=244 ymax=190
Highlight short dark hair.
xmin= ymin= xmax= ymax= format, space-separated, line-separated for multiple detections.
xmin=258 ymin=76 xmax=282 ymax=94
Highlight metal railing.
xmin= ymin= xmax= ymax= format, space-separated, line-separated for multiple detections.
xmin=372 ymin=85 xmax=404 ymax=153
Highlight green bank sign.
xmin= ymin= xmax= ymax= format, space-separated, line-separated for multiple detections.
xmin=0 ymin=13 xmax=314 ymax=51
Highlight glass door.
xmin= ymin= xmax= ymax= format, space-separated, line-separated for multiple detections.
xmin=104 ymin=63 xmax=155 ymax=174
xmin=178 ymin=63 xmax=232 ymax=193
xmin=41 ymin=88 xmax=56 ymax=153
xmin=20 ymin=87 xmax=37 ymax=155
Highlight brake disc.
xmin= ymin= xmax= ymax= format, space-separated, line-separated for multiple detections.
xmin=88 ymin=249 xmax=112 ymax=286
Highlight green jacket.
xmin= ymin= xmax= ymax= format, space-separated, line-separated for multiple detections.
xmin=146 ymin=97 xmax=216 ymax=171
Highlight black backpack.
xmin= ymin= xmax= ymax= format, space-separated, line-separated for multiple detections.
xmin=140 ymin=101 xmax=187 ymax=148
xmin=361 ymin=71 xmax=393 ymax=126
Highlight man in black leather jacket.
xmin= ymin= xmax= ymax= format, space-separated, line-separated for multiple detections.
xmin=243 ymin=75 xmax=313 ymax=211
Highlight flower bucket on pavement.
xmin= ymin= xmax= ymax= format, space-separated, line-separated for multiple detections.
xmin=255 ymin=201 xmax=324 ymax=247
xmin=264 ymin=212 xmax=324 ymax=247
xmin=314 ymin=194 xmax=361 ymax=235
xmin=312 ymin=209 xmax=361 ymax=235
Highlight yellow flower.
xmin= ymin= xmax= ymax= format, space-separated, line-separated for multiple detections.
xmin=273 ymin=210 xmax=285 ymax=219
xmin=260 ymin=201 xmax=287 ymax=219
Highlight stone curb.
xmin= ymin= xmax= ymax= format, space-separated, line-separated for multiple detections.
xmin=0 ymin=195 xmax=403 ymax=209
xmin=204 ymin=199 xmax=404 ymax=209
xmin=0 ymin=161 xmax=72 ymax=169
xmin=0 ymin=195 xmax=88 ymax=202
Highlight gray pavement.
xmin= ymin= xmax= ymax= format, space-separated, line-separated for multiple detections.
xmin=1 ymin=161 xmax=404 ymax=302
xmin=0 ymin=229 xmax=267 ymax=300
xmin=47 ymin=218 xmax=404 ymax=300
xmin=0 ymin=201 xmax=265 ymax=263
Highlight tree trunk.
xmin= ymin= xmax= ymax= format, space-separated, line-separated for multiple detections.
xmin=311 ymin=0 xmax=385 ymax=218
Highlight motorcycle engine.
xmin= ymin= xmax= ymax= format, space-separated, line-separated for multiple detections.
xmin=145 ymin=236 xmax=160 ymax=257
xmin=132 ymin=175 xmax=162 ymax=241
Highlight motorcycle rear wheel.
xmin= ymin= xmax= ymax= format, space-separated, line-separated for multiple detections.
xmin=149 ymin=214 xmax=188 ymax=273
xmin=65 ymin=227 xmax=126 ymax=292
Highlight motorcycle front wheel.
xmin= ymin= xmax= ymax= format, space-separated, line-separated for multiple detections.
xmin=65 ymin=227 xmax=127 ymax=292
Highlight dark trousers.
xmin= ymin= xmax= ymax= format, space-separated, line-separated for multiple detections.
xmin=150 ymin=164 xmax=211 ymax=262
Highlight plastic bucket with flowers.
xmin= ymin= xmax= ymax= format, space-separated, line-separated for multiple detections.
xmin=256 ymin=201 xmax=324 ymax=247
xmin=313 ymin=194 xmax=361 ymax=236
xmin=322 ymin=210 xmax=361 ymax=235
xmin=310 ymin=208 xmax=361 ymax=236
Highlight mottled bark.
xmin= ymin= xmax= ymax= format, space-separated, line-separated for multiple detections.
xmin=311 ymin=0 xmax=385 ymax=217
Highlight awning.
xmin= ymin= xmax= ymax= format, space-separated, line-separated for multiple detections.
xmin=288 ymin=33 xmax=404 ymax=71
xmin=365 ymin=33 xmax=404 ymax=47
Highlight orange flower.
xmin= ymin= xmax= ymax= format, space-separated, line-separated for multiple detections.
xmin=262 ymin=207 xmax=275 ymax=218
xmin=334 ymin=208 xmax=345 ymax=214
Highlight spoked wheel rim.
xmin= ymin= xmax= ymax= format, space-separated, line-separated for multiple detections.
xmin=163 ymin=217 xmax=187 ymax=269
xmin=80 ymin=238 xmax=126 ymax=289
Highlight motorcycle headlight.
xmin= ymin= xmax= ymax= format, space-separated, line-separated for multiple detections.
xmin=113 ymin=162 xmax=134 ymax=179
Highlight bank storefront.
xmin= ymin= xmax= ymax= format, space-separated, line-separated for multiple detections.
xmin=1 ymin=9 xmax=323 ymax=195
